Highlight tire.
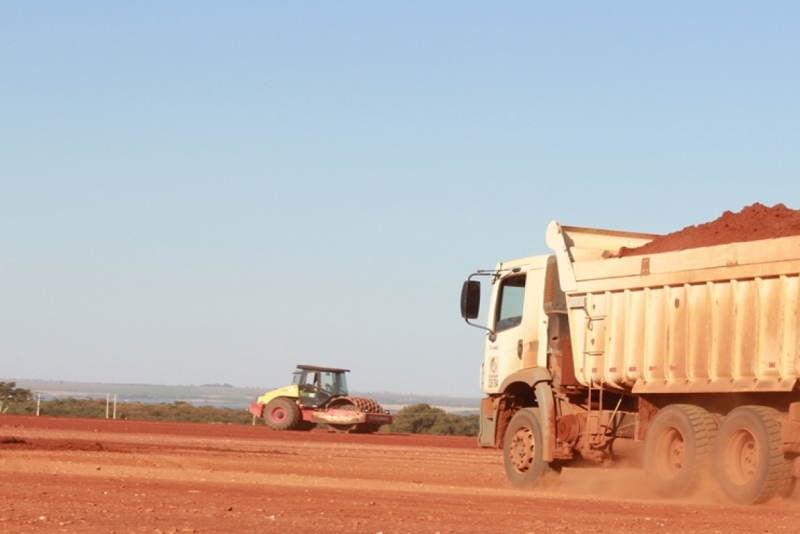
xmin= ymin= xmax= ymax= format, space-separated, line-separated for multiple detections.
xmin=643 ymin=404 xmax=717 ymax=497
xmin=263 ymin=397 xmax=302 ymax=431
xmin=503 ymin=408 xmax=560 ymax=487
xmin=712 ymin=406 xmax=795 ymax=504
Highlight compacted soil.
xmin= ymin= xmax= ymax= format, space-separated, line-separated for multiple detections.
xmin=1 ymin=416 xmax=799 ymax=533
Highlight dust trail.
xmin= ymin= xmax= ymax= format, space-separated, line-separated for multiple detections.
xmin=539 ymin=461 xmax=800 ymax=509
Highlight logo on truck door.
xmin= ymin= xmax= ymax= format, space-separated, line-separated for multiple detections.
xmin=488 ymin=357 xmax=498 ymax=388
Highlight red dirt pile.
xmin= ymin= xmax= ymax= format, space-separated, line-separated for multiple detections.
xmin=618 ymin=203 xmax=800 ymax=257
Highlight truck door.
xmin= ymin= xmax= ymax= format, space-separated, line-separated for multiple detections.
xmin=485 ymin=273 xmax=528 ymax=393
xmin=484 ymin=265 xmax=550 ymax=394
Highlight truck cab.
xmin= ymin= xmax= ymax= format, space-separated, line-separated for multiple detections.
xmin=462 ymin=254 xmax=572 ymax=449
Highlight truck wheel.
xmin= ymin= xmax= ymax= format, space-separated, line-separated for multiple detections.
xmin=712 ymin=406 xmax=794 ymax=504
xmin=643 ymin=404 xmax=716 ymax=497
xmin=503 ymin=408 xmax=560 ymax=487
xmin=263 ymin=398 xmax=301 ymax=431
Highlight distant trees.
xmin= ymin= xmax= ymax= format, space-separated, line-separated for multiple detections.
xmin=26 ymin=398 xmax=256 ymax=425
xmin=387 ymin=403 xmax=479 ymax=436
xmin=0 ymin=382 xmax=33 ymax=414
xmin=115 ymin=401 xmax=254 ymax=424
xmin=42 ymin=397 xmax=106 ymax=418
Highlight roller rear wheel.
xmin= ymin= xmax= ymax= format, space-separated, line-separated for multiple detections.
xmin=263 ymin=397 xmax=302 ymax=431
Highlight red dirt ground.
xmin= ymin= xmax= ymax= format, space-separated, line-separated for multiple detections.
xmin=618 ymin=202 xmax=800 ymax=257
xmin=1 ymin=415 xmax=799 ymax=533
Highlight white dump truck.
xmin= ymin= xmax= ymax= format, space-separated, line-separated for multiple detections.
xmin=460 ymin=221 xmax=800 ymax=504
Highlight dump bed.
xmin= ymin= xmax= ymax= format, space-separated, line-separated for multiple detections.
xmin=546 ymin=221 xmax=800 ymax=394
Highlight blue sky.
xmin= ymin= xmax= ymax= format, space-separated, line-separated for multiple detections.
xmin=1 ymin=2 xmax=798 ymax=396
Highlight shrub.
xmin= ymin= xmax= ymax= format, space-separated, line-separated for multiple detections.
xmin=387 ymin=403 xmax=478 ymax=436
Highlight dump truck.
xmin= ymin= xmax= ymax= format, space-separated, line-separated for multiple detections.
xmin=249 ymin=365 xmax=393 ymax=433
xmin=460 ymin=220 xmax=800 ymax=504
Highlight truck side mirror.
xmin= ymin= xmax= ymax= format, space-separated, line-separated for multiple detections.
xmin=460 ymin=280 xmax=481 ymax=319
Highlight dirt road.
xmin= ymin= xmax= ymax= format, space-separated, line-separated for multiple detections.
xmin=1 ymin=415 xmax=798 ymax=533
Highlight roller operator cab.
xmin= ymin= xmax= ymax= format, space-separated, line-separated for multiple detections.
xmin=291 ymin=365 xmax=349 ymax=408
xmin=460 ymin=220 xmax=800 ymax=505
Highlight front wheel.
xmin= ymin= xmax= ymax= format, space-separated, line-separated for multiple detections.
xmin=503 ymin=408 xmax=560 ymax=488
xmin=712 ymin=406 xmax=794 ymax=504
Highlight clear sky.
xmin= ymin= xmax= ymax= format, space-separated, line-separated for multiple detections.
xmin=2 ymin=2 xmax=798 ymax=397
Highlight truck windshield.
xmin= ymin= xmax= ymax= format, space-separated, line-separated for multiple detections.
xmin=495 ymin=275 xmax=526 ymax=332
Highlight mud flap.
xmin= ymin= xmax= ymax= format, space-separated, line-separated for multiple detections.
xmin=478 ymin=397 xmax=497 ymax=448
xmin=496 ymin=367 xmax=556 ymax=460
xmin=534 ymin=381 xmax=555 ymax=462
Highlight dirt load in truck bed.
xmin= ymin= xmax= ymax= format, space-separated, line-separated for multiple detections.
xmin=618 ymin=202 xmax=800 ymax=257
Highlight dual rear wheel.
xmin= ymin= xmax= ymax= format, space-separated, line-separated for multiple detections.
xmin=644 ymin=404 xmax=716 ymax=497
xmin=712 ymin=406 xmax=794 ymax=504
xmin=645 ymin=404 xmax=795 ymax=504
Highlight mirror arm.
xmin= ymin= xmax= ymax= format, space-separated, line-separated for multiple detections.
xmin=464 ymin=272 xmax=497 ymax=341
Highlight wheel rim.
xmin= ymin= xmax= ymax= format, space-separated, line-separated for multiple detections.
xmin=725 ymin=429 xmax=758 ymax=486
xmin=271 ymin=407 xmax=286 ymax=422
xmin=654 ymin=426 xmax=685 ymax=480
xmin=509 ymin=426 xmax=535 ymax=473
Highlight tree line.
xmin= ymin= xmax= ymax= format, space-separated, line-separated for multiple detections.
xmin=0 ymin=382 xmax=479 ymax=436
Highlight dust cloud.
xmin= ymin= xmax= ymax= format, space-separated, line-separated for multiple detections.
xmin=521 ymin=441 xmax=800 ymax=509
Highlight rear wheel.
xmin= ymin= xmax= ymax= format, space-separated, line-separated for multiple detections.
xmin=263 ymin=397 xmax=301 ymax=431
xmin=503 ymin=408 xmax=560 ymax=487
xmin=712 ymin=406 xmax=794 ymax=504
xmin=643 ymin=404 xmax=716 ymax=497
